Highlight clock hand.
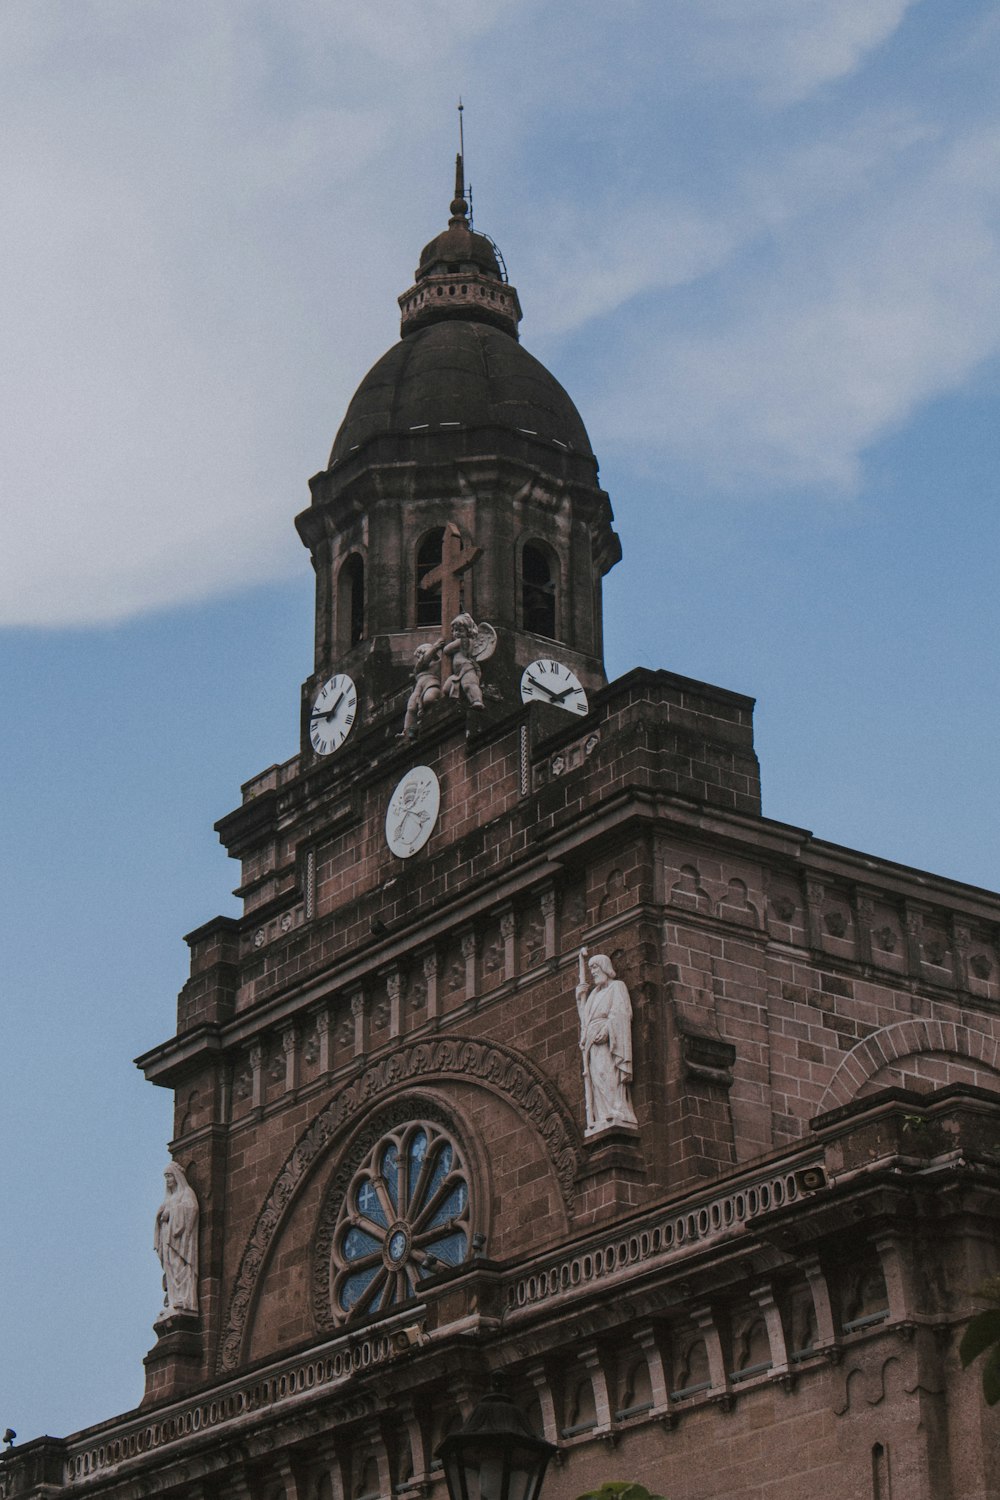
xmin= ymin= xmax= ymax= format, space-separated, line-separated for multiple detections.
xmin=311 ymin=690 xmax=346 ymax=722
xmin=549 ymin=684 xmax=578 ymax=703
xmin=526 ymin=674 xmax=560 ymax=702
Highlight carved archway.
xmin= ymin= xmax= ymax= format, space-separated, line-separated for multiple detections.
xmin=219 ymin=1034 xmax=582 ymax=1371
xmin=817 ymin=1018 xmax=1000 ymax=1112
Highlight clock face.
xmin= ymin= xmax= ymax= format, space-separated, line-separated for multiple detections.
xmin=520 ymin=658 xmax=588 ymax=716
xmin=309 ymin=672 xmax=357 ymax=755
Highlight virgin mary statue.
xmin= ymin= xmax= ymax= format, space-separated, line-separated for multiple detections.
xmin=154 ymin=1161 xmax=200 ymax=1319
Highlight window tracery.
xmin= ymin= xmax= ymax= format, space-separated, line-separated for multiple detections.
xmin=330 ymin=1120 xmax=470 ymax=1320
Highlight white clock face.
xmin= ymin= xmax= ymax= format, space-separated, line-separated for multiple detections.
xmin=309 ymin=672 xmax=357 ymax=755
xmin=520 ymin=658 xmax=588 ymax=715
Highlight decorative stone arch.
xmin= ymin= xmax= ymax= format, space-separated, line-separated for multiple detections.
xmin=218 ymin=1034 xmax=582 ymax=1372
xmin=818 ymin=1018 xmax=1000 ymax=1113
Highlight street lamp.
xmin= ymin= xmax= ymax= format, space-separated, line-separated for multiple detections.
xmin=436 ymin=1389 xmax=557 ymax=1500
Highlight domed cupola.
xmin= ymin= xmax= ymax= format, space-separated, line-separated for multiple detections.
xmin=397 ymin=155 xmax=523 ymax=340
xmin=296 ymin=152 xmax=621 ymax=752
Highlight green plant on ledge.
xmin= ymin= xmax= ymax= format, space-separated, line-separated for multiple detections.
xmin=577 ymin=1484 xmax=669 ymax=1500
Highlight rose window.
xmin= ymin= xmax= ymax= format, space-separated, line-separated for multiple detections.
xmin=331 ymin=1121 xmax=470 ymax=1319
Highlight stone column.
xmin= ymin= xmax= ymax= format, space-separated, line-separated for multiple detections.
xmin=904 ymin=903 xmax=924 ymax=978
xmin=692 ymin=1305 xmax=728 ymax=1395
xmin=633 ymin=1325 xmax=670 ymax=1414
xmin=386 ymin=968 xmax=403 ymax=1039
xmin=422 ymin=949 xmax=440 ymax=1024
xmin=875 ymin=1232 xmax=916 ymax=1324
xmin=351 ymin=989 xmax=367 ymax=1058
xmin=273 ymin=1457 xmax=303 ymax=1500
xmin=579 ymin=1344 xmax=612 ymax=1431
xmin=248 ymin=1040 xmax=264 ymax=1113
xmin=802 ymin=1254 xmax=837 ymax=1347
xmin=804 ymin=877 xmax=825 ymax=952
xmin=219 ymin=1056 xmax=233 ymax=1127
xmin=526 ymin=1361 xmax=559 ymax=1445
xmin=855 ymin=889 xmax=877 ymax=968
xmin=540 ymin=886 xmax=558 ymax=960
xmin=314 ymin=1003 xmax=332 ymax=1075
xmin=461 ymin=928 xmax=478 ymax=1001
xmin=751 ymin=1282 xmax=789 ymax=1375
xmin=499 ymin=907 xmax=517 ymax=980
xmin=953 ymin=920 xmax=972 ymax=992
xmin=392 ymin=1399 xmax=428 ymax=1490
xmin=281 ymin=1023 xmax=300 ymax=1095
xmin=314 ymin=1447 xmax=346 ymax=1500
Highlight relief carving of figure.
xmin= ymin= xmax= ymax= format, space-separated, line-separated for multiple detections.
xmin=154 ymin=1161 xmax=200 ymax=1320
xmin=576 ymin=948 xmax=638 ymax=1135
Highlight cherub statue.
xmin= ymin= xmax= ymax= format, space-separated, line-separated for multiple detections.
xmin=401 ymin=640 xmax=444 ymax=740
xmin=441 ymin=613 xmax=496 ymax=711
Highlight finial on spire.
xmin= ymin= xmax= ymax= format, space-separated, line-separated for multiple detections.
xmin=450 ymin=97 xmax=469 ymax=225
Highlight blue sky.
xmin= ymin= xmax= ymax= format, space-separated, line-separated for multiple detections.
xmin=2 ymin=0 xmax=999 ymax=1442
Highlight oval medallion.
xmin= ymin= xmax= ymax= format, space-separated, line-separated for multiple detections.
xmin=385 ymin=766 xmax=440 ymax=858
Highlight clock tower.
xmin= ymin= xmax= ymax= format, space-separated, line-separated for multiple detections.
xmin=5 ymin=157 xmax=1000 ymax=1500
xmin=296 ymin=153 xmax=620 ymax=759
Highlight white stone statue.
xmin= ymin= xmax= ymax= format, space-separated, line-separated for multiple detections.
xmin=154 ymin=1161 xmax=200 ymax=1320
xmin=576 ymin=948 xmax=638 ymax=1135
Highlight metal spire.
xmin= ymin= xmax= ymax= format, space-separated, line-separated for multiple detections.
xmin=450 ymin=98 xmax=469 ymax=226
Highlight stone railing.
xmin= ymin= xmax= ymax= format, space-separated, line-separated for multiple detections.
xmin=505 ymin=1154 xmax=825 ymax=1316
xmin=55 ymin=1154 xmax=827 ymax=1488
xmin=63 ymin=1310 xmax=415 ymax=1486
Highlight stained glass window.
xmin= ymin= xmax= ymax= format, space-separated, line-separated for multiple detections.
xmin=331 ymin=1121 xmax=471 ymax=1320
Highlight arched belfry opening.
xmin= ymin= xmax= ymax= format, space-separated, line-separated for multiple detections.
xmin=337 ymin=552 xmax=365 ymax=649
xmin=416 ymin=529 xmax=445 ymax=627
xmin=521 ymin=541 xmax=557 ymax=638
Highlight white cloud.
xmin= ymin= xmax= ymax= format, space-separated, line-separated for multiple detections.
xmin=672 ymin=0 xmax=917 ymax=104
xmin=0 ymin=2 xmax=531 ymax=627
xmin=0 ymin=1 xmax=995 ymax=625
xmin=589 ymin=128 xmax=1000 ymax=491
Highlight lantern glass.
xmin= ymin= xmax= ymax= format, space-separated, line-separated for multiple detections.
xmin=436 ymin=1393 xmax=555 ymax=1500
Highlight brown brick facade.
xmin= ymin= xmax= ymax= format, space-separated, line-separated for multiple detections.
xmin=4 ymin=187 xmax=999 ymax=1500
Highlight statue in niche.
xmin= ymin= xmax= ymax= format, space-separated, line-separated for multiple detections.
xmin=576 ymin=948 xmax=638 ymax=1135
xmin=154 ymin=1161 xmax=200 ymax=1320
xmin=401 ymin=640 xmax=444 ymax=740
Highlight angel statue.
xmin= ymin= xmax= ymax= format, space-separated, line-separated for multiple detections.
xmin=576 ymin=948 xmax=638 ymax=1136
xmin=401 ymin=640 xmax=444 ymax=740
xmin=441 ymin=613 xmax=496 ymax=711
xmin=154 ymin=1161 xmax=200 ymax=1320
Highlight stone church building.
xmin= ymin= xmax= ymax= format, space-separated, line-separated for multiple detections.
xmin=4 ymin=162 xmax=1000 ymax=1500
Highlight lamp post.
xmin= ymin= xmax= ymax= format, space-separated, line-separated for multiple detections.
xmin=436 ymin=1389 xmax=557 ymax=1500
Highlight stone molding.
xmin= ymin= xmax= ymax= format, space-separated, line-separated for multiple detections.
xmin=219 ymin=1035 xmax=581 ymax=1371
xmin=817 ymin=1017 xmax=1000 ymax=1111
